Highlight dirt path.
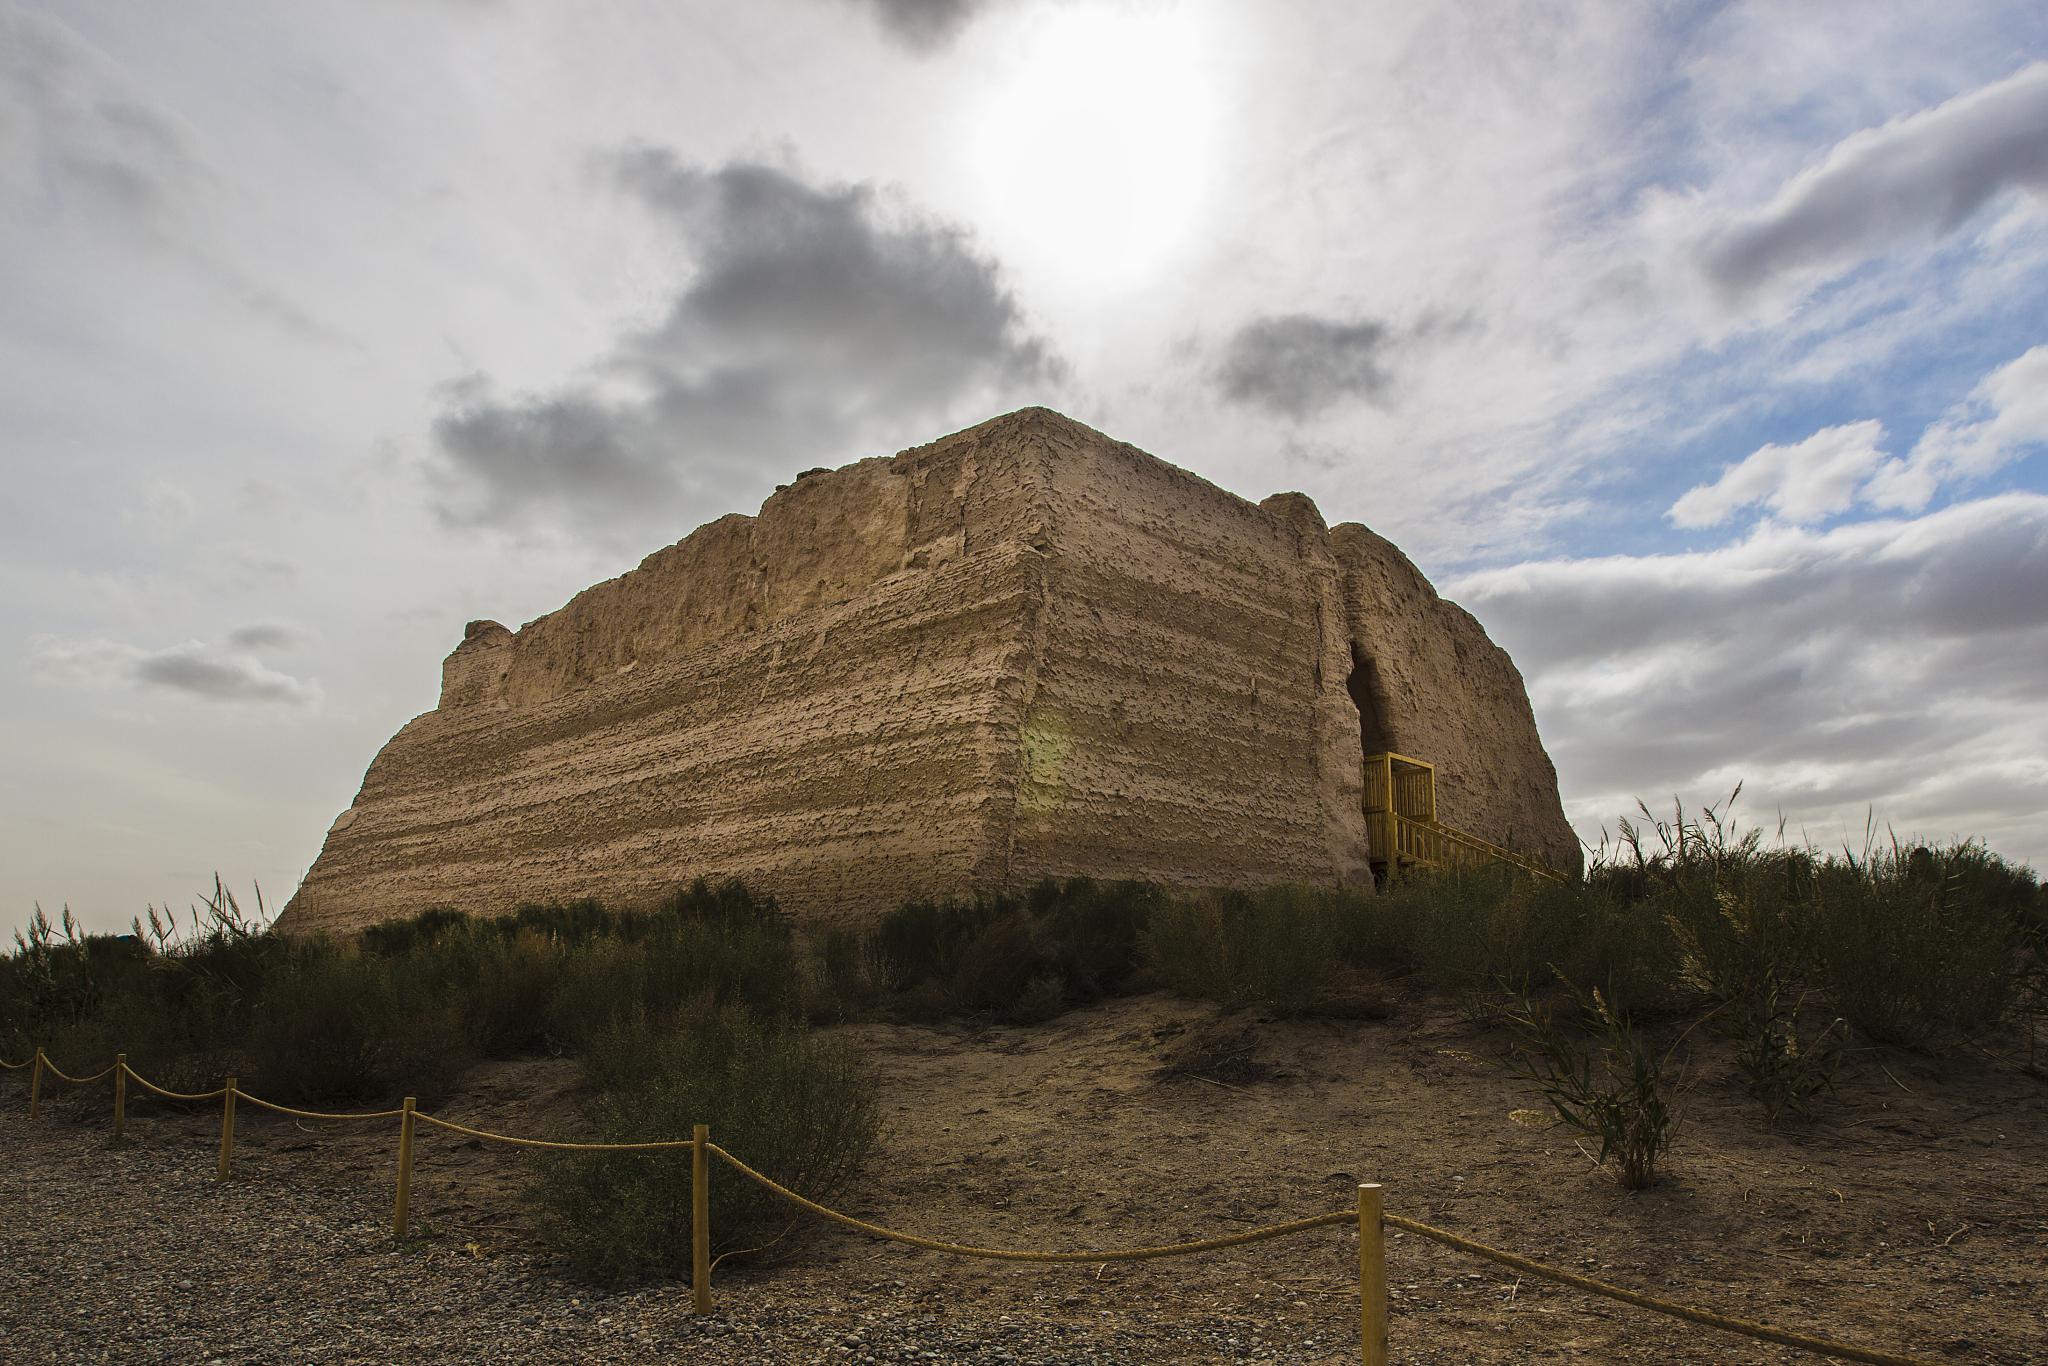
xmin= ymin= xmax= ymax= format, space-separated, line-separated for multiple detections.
xmin=2 ymin=994 xmax=2041 ymax=1363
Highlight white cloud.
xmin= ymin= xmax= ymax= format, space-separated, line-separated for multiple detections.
xmin=1670 ymin=419 xmax=1889 ymax=528
xmin=1867 ymin=345 xmax=2048 ymax=510
xmin=1672 ymin=344 xmax=2048 ymax=528
xmin=1695 ymin=61 xmax=2048 ymax=306
xmin=1451 ymin=496 xmax=2048 ymax=864
xmin=27 ymin=636 xmax=322 ymax=708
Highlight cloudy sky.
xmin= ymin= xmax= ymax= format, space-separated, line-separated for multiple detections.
xmin=5 ymin=0 xmax=2047 ymax=935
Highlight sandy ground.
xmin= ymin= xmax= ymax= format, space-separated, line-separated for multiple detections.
xmin=3 ymin=992 xmax=2042 ymax=1363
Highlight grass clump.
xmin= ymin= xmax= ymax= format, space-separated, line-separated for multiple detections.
xmin=1806 ymin=841 xmax=2033 ymax=1046
xmin=5 ymin=883 xmax=285 ymax=1093
xmin=527 ymin=1005 xmax=878 ymax=1286
xmin=1732 ymin=980 xmax=1844 ymax=1125
xmin=1505 ymin=981 xmax=1683 ymax=1191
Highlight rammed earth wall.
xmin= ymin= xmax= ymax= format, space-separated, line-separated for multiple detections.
xmin=279 ymin=409 xmax=1577 ymax=935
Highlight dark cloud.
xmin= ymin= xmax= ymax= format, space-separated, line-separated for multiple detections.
xmin=1214 ymin=314 xmax=1394 ymax=419
xmin=225 ymin=624 xmax=310 ymax=652
xmin=432 ymin=383 xmax=675 ymax=533
xmin=842 ymin=0 xmax=993 ymax=51
xmin=28 ymin=637 xmax=321 ymax=708
xmin=430 ymin=154 xmax=1058 ymax=538
xmin=1698 ymin=61 xmax=2048 ymax=302
xmin=1449 ymin=495 xmax=2048 ymax=857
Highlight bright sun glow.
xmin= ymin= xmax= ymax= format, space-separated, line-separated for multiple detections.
xmin=965 ymin=4 xmax=1225 ymax=294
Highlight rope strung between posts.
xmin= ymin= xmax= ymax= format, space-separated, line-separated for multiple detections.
xmin=0 ymin=1055 xmax=1958 ymax=1365
xmin=37 ymin=1056 xmax=117 ymax=1085
xmin=110 ymin=1063 xmax=395 ymax=1118
xmin=117 ymin=1064 xmax=228 ymax=1103
xmin=234 ymin=1092 xmax=406 ymax=1123
xmin=1381 ymin=1213 xmax=1941 ymax=1366
xmin=412 ymin=1111 xmax=700 ymax=1152
xmin=710 ymin=1142 xmax=1354 ymax=1262
xmin=712 ymin=1143 xmax=1941 ymax=1362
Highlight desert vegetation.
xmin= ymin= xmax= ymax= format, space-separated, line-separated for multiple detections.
xmin=4 ymin=800 xmax=2042 ymax=1277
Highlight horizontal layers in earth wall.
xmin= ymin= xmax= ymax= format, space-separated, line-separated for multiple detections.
xmin=279 ymin=408 xmax=1579 ymax=935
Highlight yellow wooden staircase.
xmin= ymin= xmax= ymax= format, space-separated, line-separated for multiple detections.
xmin=1362 ymin=752 xmax=1564 ymax=883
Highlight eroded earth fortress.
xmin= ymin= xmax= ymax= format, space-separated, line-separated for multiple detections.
xmin=279 ymin=409 xmax=1576 ymax=935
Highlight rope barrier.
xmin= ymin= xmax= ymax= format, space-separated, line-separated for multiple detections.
xmin=412 ymin=1111 xmax=699 ymax=1152
xmin=38 ymin=1058 xmax=117 ymax=1085
xmin=711 ymin=1142 xmax=1354 ymax=1263
xmin=118 ymin=1065 xmax=228 ymax=1103
xmin=0 ymin=1056 xmax=31 ymax=1070
xmin=1 ymin=1052 xmax=1959 ymax=1365
xmin=234 ymin=1092 xmax=406 ymax=1123
xmin=1382 ymin=1214 xmax=1942 ymax=1366
xmin=712 ymin=1144 xmax=1941 ymax=1361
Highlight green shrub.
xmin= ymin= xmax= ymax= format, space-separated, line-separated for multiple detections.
xmin=857 ymin=882 xmax=1146 ymax=1023
xmin=1145 ymin=885 xmax=1343 ymax=1016
xmin=509 ymin=898 xmax=620 ymax=945
xmin=246 ymin=942 xmax=468 ymax=1104
xmin=1142 ymin=897 xmax=1222 ymax=1002
xmin=813 ymin=929 xmax=872 ymax=1013
xmin=359 ymin=906 xmax=471 ymax=957
xmin=1553 ymin=880 xmax=1684 ymax=1017
xmin=1809 ymin=842 xmax=2031 ymax=1045
xmin=4 ymin=909 xmax=133 ymax=1044
xmin=1332 ymin=879 xmax=1425 ymax=975
xmin=545 ymin=939 xmax=647 ymax=1047
xmin=246 ymin=945 xmax=391 ymax=1100
xmin=655 ymin=878 xmax=787 ymax=933
xmin=1380 ymin=864 xmax=1674 ymax=1017
xmin=528 ymin=1006 xmax=878 ymax=1286
xmin=1010 ymin=972 xmax=1070 ymax=1025
xmin=947 ymin=911 xmax=1046 ymax=1015
xmin=863 ymin=896 xmax=1008 ymax=995
xmin=544 ymin=911 xmax=803 ymax=1048
xmin=3 ymin=886 xmax=284 ymax=1093
xmin=44 ymin=974 xmax=243 ymax=1098
xmin=1028 ymin=878 xmax=1157 ymax=1000
xmin=443 ymin=929 xmax=565 ymax=1057
xmin=1405 ymin=863 xmax=1528 ymax=993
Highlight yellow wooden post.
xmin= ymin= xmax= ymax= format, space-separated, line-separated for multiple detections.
xmin=393 ymin=1097 xmax=416 ymax=1239
xmin=28 ymin=1049 xmax=43 ymax=1120
xmin=1359 ymin=1183 xmax=1387 ymax=1366
xmin=113 ymin=1054 xmax=126 ymax=1140
xmin=692 ymin=1123 xmax=712 ymax=1314
xmin=217 ymin=1077 xmax=238 ymax=1181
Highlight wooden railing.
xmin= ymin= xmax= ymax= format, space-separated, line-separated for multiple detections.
xmin=1367 ymin=810 xmax=1564 ymax=883
xmin=1363 ymin=752 xmax=1564 ymax=883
